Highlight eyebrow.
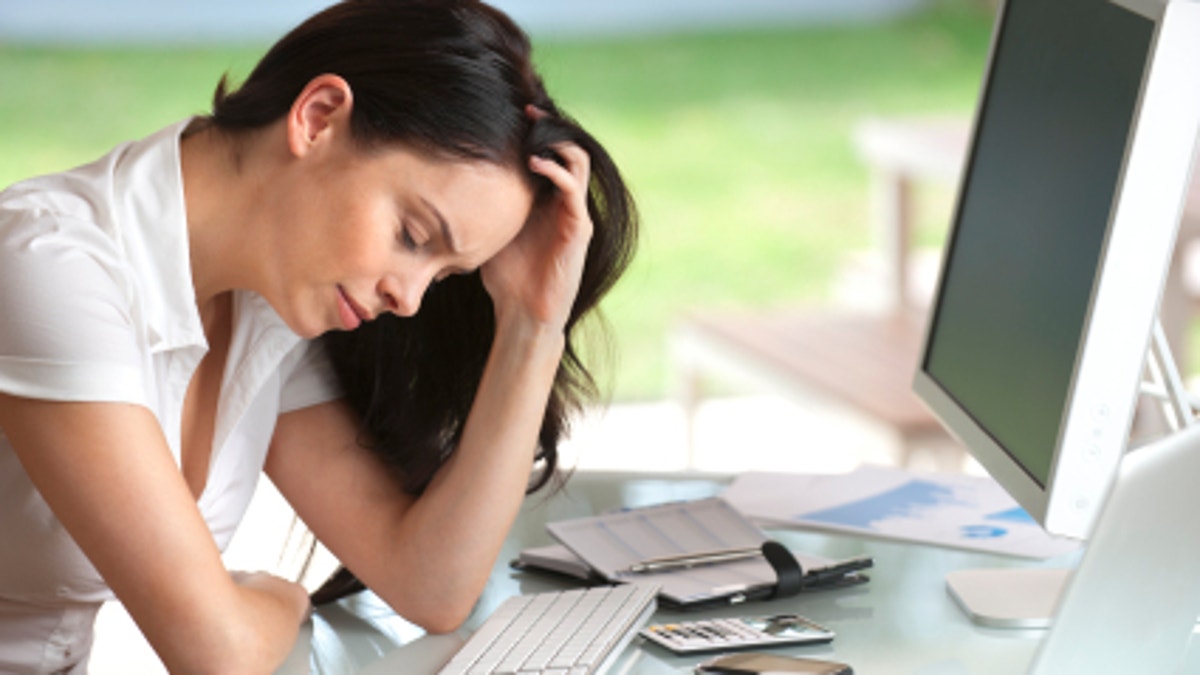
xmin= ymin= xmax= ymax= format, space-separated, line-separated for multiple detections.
xmin=421 ymin=197 xmax=458 ymax=254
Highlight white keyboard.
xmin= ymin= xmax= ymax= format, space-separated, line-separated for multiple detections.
xmin=437 ymin=583 xmax=659 ymax=675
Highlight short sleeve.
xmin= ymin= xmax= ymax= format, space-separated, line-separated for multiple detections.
xmin=278 ymin=339 xmax=343 ymax=414
xmin=0 ymin=209 xmax=149 ymax=406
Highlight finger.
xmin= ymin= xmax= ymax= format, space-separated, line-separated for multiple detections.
xmin=528 ymin=155 xmax=593 ymax=239
xmin=529 ymin=154 xmax=584 ymax=202
xmin=530 ymin=143 xmax=591 ymax=196
xmin=548 ymin=142 xmax=591 ymax=182
xmin=525 ymin=104 xmax=549 ymax=121
xmin=530 ymin=161 xmax=590 ymax=236
xmin=528 ymin=154 xmax=571 ymax=186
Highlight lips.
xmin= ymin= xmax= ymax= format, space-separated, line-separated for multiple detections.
xmin=336 ymin=287 xmax=369 ymax=330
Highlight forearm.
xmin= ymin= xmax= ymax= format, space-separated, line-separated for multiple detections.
xmin=373 ymin=314 xmax=564 ymax=629
xmin=0 ymin=396 xmax=308 ymax=674
xmin=151 ymin=576 xmax=306 ymax=675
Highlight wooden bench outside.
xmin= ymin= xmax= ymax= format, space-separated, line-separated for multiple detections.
xmin=671 ymin=309 xmax=958 ymax=468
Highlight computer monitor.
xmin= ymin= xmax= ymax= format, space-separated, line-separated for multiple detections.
xmin=912 ymin=0 xmax=1200 ymax=642
xmin=913 ymin=0 xmax=1192 ymax=540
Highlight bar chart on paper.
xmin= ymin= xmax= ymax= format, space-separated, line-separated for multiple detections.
xmin=722 ymin=466 xmax=1080 ymax=558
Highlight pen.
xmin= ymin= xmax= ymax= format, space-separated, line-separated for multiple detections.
xmin=803 ymin=555 xmax=874 ymax=585
xmin=624 ymin=547 xmax=763 ymax=574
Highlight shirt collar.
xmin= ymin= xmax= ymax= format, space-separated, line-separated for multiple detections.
xmin=111 ymin=119 xmax=206 ymax=353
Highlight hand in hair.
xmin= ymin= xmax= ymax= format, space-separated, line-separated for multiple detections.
xmin=481 ymin=139 xmax=594 ymax=332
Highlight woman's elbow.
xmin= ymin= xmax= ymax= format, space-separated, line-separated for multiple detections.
xmin=415 ymin=604 xmax=474 ymax=635
xmin=420 ymin=617 xmax=467 ymax=635
xmin=391 ymin=593 xmax=477 ymax=635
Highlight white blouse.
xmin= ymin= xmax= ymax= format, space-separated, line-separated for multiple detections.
xmin=0 ymin=120 xmax=342 ymax=606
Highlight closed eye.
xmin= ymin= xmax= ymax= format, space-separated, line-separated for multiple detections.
xmin=400 ymin=228 xmax=419 ymax=251
xmin=399 ymin=218 xmax=427 ymax=252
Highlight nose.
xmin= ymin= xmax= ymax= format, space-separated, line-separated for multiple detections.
xmin=379 ymin=275 xmax=425 ymax=317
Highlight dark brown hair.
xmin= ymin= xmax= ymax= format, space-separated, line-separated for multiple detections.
xmin=207 ymin=0 xmax=637 ymax=603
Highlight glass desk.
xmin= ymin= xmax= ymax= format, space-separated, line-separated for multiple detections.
xmin=278 ymin=470 xmax=1200 ymax=674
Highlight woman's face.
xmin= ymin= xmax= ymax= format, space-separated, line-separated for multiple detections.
xmin=267 ymin=138 xmax=534 ymax=338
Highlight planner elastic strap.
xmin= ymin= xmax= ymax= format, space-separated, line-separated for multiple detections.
xmin=761 ymin=540 xmax=805 ymax=599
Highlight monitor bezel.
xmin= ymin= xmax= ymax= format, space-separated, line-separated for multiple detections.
xmin=913 ymin=0 xmax=1194 ymax=540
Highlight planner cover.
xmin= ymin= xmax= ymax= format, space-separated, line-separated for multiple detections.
xmin=545 ymin=497 xmax=791 ymax=606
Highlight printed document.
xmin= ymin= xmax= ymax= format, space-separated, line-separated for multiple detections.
xmin=722 ymin=465 xmax=1080 ymax=559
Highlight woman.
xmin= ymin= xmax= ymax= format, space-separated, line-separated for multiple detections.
xmin=0 ymin=0 xmax=637 ymax=672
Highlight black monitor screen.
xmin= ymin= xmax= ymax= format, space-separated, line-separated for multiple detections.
xmin=923 ymin=0 xmax=1152 ymax=486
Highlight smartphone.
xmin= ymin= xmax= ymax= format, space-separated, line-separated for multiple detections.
xmin=695 ymin=652 xmax=853 ymax=675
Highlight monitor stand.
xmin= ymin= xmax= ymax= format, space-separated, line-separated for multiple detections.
xmin=945 ymin=568 xmax=1069 ymax=629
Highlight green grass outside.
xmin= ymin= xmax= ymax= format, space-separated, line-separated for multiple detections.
xmin=0 ymin=3 xmax=995 ymax=400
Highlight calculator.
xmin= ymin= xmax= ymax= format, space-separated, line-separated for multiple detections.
xmin=639 ymin=614 xmax=835 ymax=654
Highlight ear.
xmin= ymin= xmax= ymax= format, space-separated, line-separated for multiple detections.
xmin=286 ymin=74 xmax=354 ymax=158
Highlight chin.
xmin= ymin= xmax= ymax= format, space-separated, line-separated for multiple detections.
xmin=274 ymin=294 xmax=341 ymax=339
xmin=281 ymin=312 xmax=329 ymax=340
